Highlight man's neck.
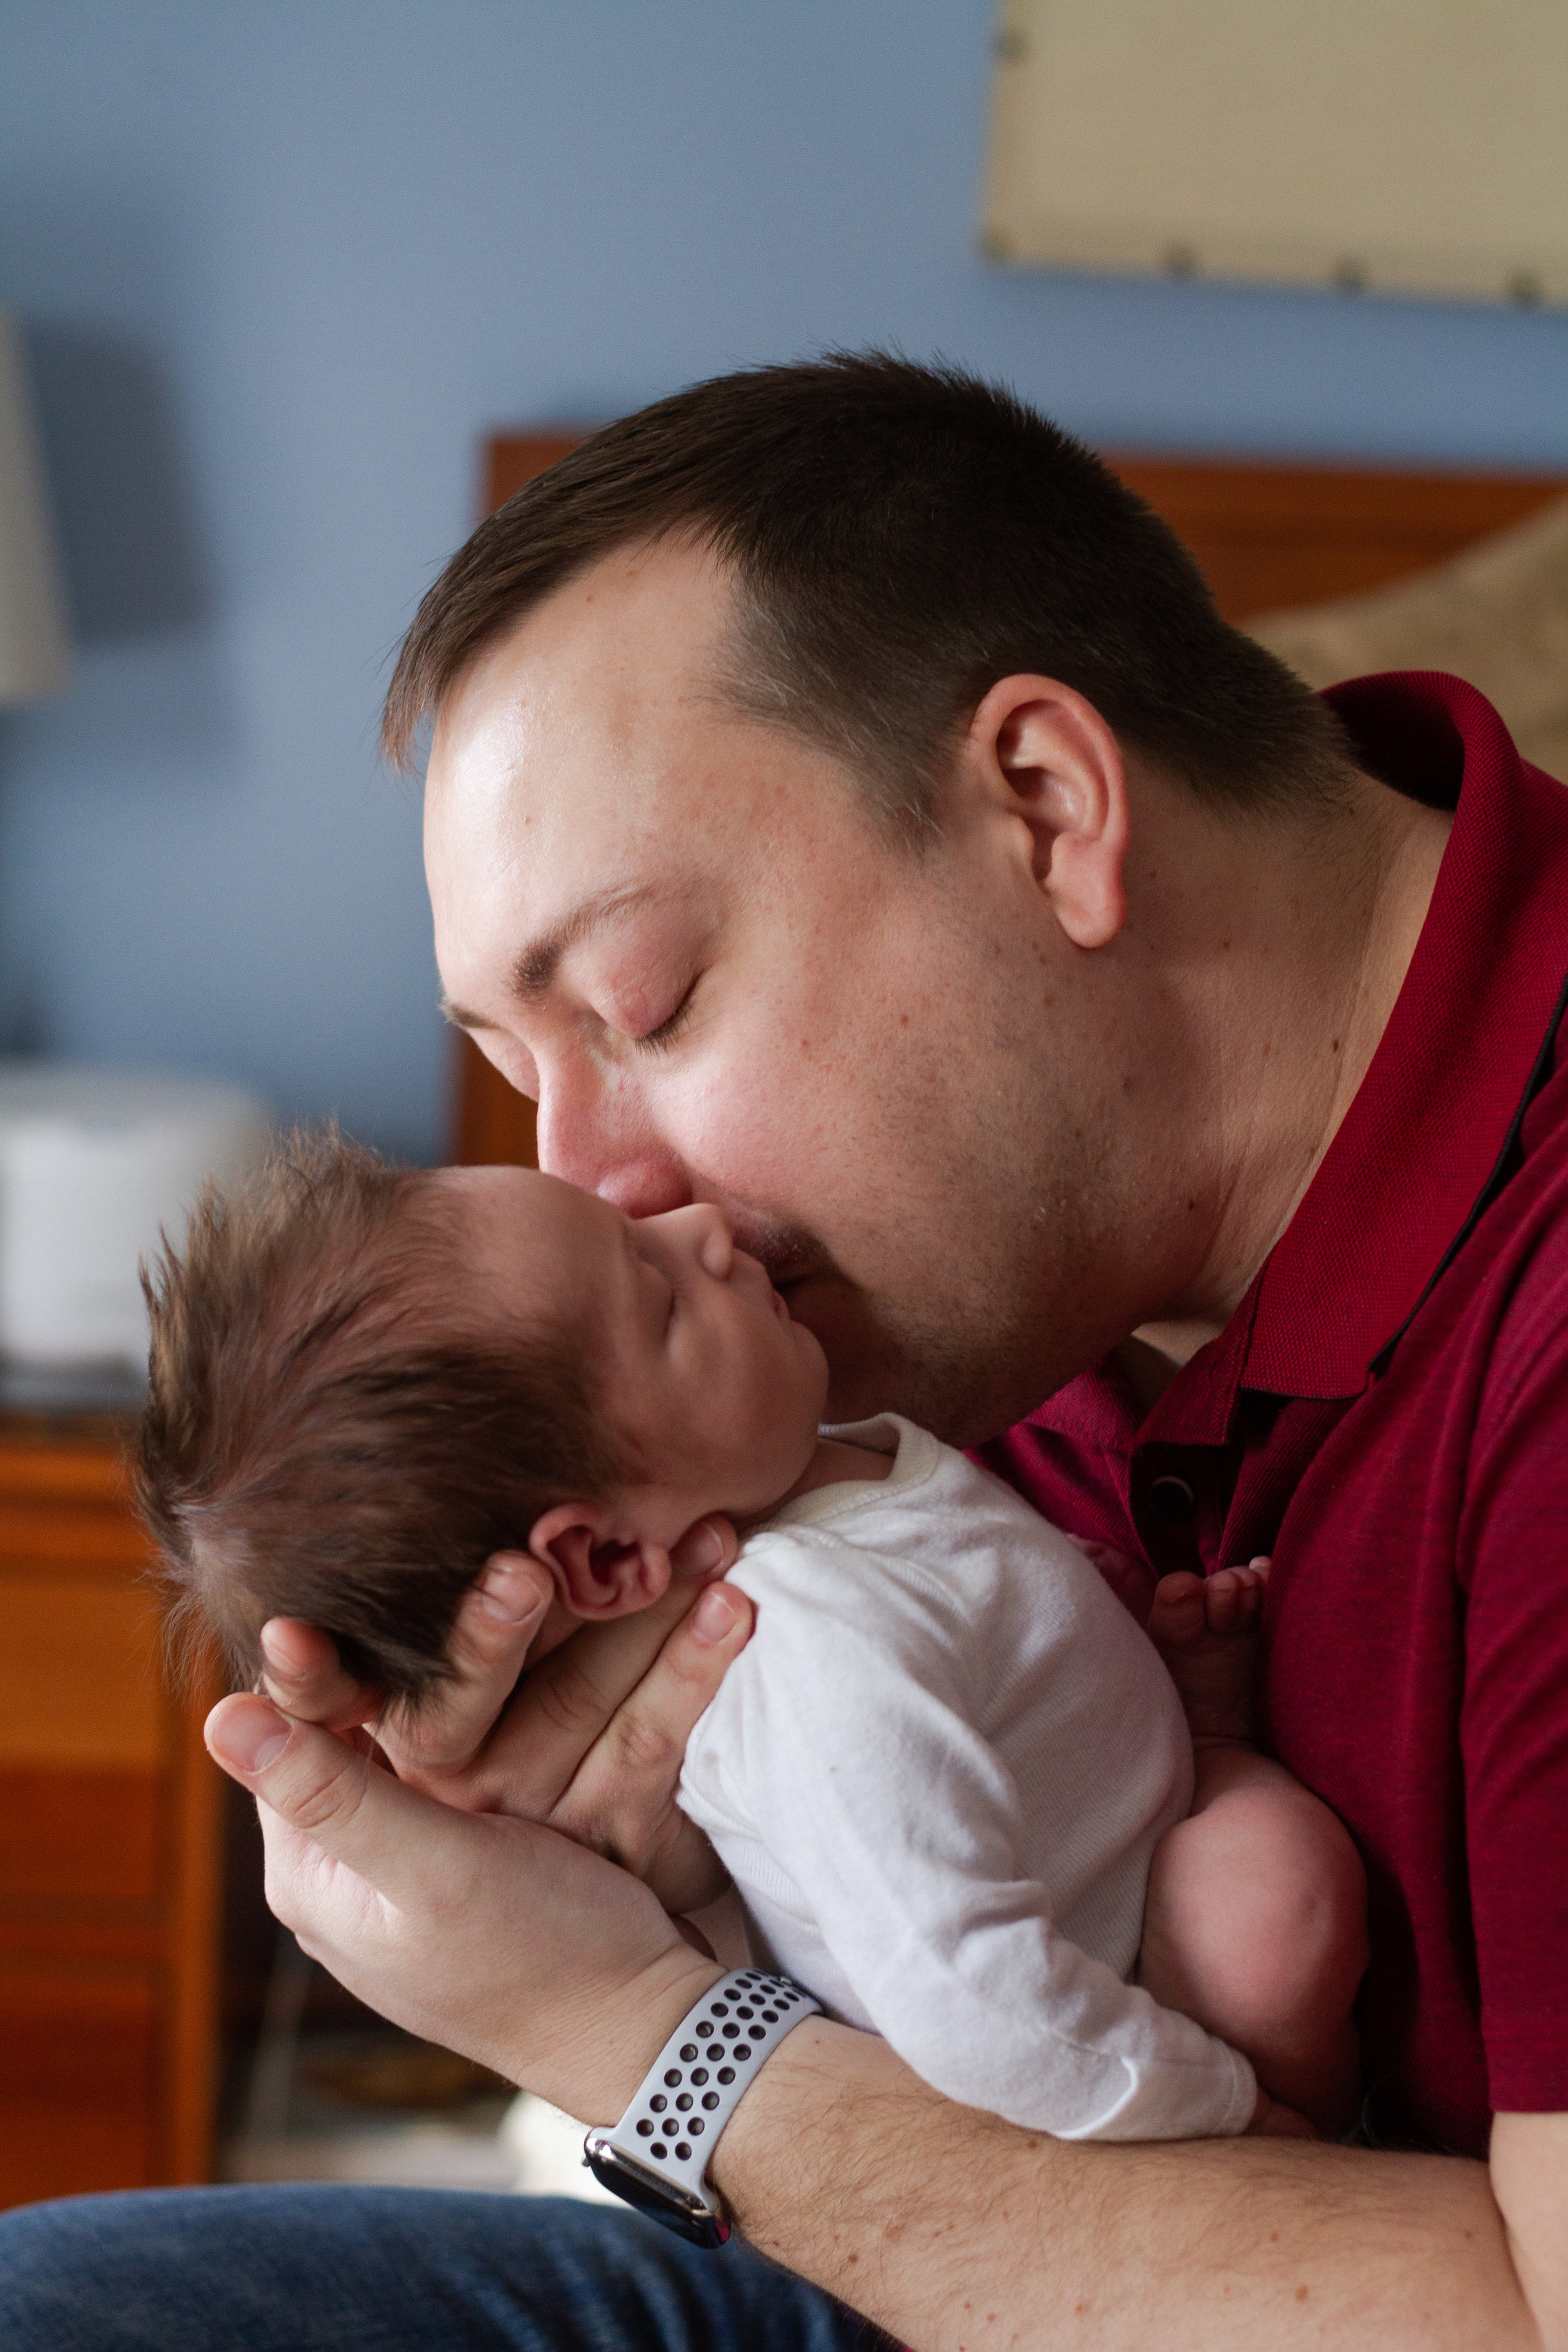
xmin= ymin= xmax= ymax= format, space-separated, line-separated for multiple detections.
xmin=1116 ymin=770 xmax=1454 ymax=1408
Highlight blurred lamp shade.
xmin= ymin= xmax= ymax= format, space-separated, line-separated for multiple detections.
xmin=0 ymin=308 xmax=71 ymax=703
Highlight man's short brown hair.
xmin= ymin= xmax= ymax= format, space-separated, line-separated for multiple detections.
xmin=383 ymin=351 xmax=1350 ymax=832
xmin=137 ymin=1128 xmax=627 ymax=1705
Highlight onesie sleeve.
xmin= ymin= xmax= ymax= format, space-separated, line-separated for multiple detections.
xmin=679 ymin=1536 xmax=1256 ymax=2143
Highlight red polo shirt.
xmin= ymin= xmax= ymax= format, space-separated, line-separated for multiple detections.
xmin=978 ymin=673 xmax=1568 ymax=2158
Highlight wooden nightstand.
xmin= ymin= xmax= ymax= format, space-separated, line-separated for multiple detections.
xmin=0 ymin=1415 xmax=221 ymax=2206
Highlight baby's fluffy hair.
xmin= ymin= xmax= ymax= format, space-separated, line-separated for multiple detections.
xmin=137 ymin=1126 xmax=628 ymax=1706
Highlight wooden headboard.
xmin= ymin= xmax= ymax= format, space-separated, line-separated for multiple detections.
xmin=451 ymin=436 xmax=1566 ymax=1167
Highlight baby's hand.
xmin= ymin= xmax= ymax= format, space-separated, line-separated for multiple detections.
xmin=1246 ymin=2087 xmax=1317 ymax=2139
xmin=1147 ymin=1558 xmax=1270 ymax=1742
xmin=1070 ymin=1537 xmax=1158 ymax=1625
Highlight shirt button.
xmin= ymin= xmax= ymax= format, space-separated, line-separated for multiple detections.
xmin=1146 ymin=1475 xmax=1197 ymax=1524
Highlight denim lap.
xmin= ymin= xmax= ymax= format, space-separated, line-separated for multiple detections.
xmin=0 ymin=2184 xmax=881 ymax=2352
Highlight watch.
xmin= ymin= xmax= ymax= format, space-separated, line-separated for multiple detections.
xmin=583 ymin=1968 xmax=822 ymax=2247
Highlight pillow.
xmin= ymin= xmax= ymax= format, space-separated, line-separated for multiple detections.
xmin=1248 ymin=495 xmax=1568 ymax=787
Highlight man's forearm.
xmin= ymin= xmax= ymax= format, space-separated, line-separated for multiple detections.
xmin=715 ymin=2020 xmax=1541 ymax=2352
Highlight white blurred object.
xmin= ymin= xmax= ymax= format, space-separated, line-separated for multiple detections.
xmin=226 ymin=2119 xmax=520 ymax=2193
xmin=0 ymin=310 xmax=71 ymax=703
xmin=501 ymin=2093 xmax=620 ymax=2203
xmin=0 ymin=1064 xmax=271 ymax=1369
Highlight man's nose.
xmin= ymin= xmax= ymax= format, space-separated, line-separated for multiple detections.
xmin=535 ymin=1078 xmax=692 ymax=1218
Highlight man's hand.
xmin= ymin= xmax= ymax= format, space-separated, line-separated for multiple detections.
xmin=253 ymin=1518 xmax=750 ymax=1912
xmin=204 ymin=1692 xmax=722 ymax=2124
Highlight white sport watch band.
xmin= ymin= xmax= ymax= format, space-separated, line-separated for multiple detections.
xmin=583 ymin=1968 xmax=822 ymax=2247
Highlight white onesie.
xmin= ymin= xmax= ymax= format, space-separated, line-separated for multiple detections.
xmin=677 ymin=1414 xmax=1257 ymax=2142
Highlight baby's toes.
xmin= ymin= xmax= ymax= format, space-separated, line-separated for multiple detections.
xmin=1231 ymin=1571 xmax=1263 ymax=1632
xmin=1203 ymin=1568 xmax=1249 ymax=1635
xmin=1148 ymin=1571 xmax=1207 ymax=1649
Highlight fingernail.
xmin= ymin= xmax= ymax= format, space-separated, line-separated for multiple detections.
xmin=208 ymin=1698 xmax=292 ymax=1775
xmin=691 ymin=1586 xmax=738 ymax=1645
xmin=258 ymin=1620 xmax=305 ymax=1680
xmin=477 ymin=1557 xmax=547 ymax=1624
xmin=688 ymin=1523 xmax=725 ymax=1574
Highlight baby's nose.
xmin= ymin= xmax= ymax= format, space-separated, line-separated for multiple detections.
xmin=689 ymin=1202 xmax=735 ymax=1278
xmin=654 ymin=1199 xmax=734 ymax=1277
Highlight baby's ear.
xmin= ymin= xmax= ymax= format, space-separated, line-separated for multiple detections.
xmin=527 ymin=1503 xmax=672 ymax=1619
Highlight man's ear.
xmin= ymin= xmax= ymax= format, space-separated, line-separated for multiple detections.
xmin=965 ymin=675 xmax=1130 ymax=951
xmin=527 ymin=1503 xmax=673 ymax=1619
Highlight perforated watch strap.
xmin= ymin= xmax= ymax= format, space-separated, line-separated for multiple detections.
xmin=586 ymin=1969 xmax=821 ymax=2212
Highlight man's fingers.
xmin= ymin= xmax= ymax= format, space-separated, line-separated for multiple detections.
xmin=494 ymin=1571 xmax=731 ymax=1814
xmin=639 ymin=1816 xmax=734 ymax=1914
xmin=667 ymin=1515 xmax=738 ymax=1581
xmin=206 ymin=1691 xmax=477 ymax=1904
xmin=258 ymin=1617 xmax=383 ymax=1734
xmin=548 ymin=1581 xmax=755 ymax=1865
xmin=382 ymin=1553 xmax=554 ymax=1782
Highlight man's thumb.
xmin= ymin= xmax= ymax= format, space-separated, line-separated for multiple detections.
xmin=207 ymin=1688 xmax=461 ymax=1897
xmin=206 ymin=1691 xmax=376 ymax=1850
xmin=207 ymin=1691 xmax=294 ymax=1776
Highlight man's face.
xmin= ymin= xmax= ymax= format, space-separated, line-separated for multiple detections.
xmin=425 ymin=541 xmax=1133 ymax=1444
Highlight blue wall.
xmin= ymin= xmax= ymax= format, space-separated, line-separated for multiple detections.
xmin=3 ymin=0 xmax=1565 ymax=1161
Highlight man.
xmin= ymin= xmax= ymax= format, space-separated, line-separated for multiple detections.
xmin=5 ymin=357 xmax=1565 ymax=2349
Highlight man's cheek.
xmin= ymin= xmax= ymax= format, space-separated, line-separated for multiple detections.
xmin=674 ymin=1056 xmax=804 ymax=1192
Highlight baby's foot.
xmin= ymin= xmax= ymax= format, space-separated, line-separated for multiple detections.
xmin=1148 ymin=1558 xmax=1269 ymax=1742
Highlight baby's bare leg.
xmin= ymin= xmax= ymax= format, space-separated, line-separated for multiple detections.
xmin=1139 ymin=1566 xmax=1368 ymax=2137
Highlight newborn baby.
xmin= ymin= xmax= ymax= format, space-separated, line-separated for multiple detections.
xmin=140 ymin=1130 xmax=1364 ymax=2143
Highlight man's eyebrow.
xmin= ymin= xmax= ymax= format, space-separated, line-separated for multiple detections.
xmin=438 ymin=995 xmax=491 ymax=1033
xmin=438 ymin=884 xmax=680 ymax=1034
xmin=508 ymin=883 xmax=675 ymax=1002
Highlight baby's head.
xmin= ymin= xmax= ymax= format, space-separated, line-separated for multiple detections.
xmin=139 ymin=1127 xmax=827 ymax=1704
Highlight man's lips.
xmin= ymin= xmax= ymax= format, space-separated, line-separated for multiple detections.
xmin=727 ymin=1222 xmax=849 ymax=1320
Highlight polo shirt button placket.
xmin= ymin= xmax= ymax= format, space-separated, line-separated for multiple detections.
xmin=1147 ymin=1474 xmax=1198 ymax=1525
xmin=1136 ymin=1470 xmax=1204 ymax=1576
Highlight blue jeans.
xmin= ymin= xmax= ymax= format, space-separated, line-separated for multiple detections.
xmin=0 ymin=2186 xmax=886 ymax=2351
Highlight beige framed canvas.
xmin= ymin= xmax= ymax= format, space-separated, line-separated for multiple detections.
xmin=982 ymin=0 xmax=1568 ymax=307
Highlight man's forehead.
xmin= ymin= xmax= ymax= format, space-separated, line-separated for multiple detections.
xmin=430 ymin=534 xmax=736 ymax=766
xmin=422 ymin=535 xmax=909 ymax=1009
xmin=425 ymin=546 xmax=754 ymax=886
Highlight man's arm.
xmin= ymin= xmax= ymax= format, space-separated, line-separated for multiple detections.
xmin=717 ymin=2024 xmax=1562 ymax=2352
xmin=206 ymin=1695 xmax=1567 ymax=2352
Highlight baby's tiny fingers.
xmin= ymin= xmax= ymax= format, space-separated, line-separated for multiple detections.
xmin=1148 ymin=1571 xmax=1207 ymax=1649
xmin=1203 ymin=1569 xmax=1247 ymax=1636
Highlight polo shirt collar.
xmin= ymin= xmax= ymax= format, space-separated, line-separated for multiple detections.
xmin=1044 ymin=674 xmax=1568 ymax=1452
xmin=1240 ymin=674 xmax=1568 ymax=1400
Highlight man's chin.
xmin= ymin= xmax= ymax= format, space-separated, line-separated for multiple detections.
xmin=790 ymin=1274 xmax=1043 ymax=1449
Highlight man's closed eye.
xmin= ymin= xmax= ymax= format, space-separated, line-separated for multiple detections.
xmin=633 ymin=980 xmax=699 ymax=1054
